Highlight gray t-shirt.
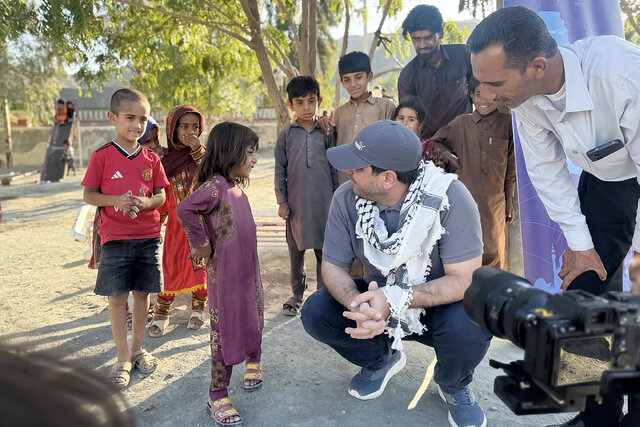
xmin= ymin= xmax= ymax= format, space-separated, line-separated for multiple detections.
xmin=323 ymin=180 xmax=483 ymax=285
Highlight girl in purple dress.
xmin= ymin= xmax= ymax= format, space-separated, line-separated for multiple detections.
xmin=176 ymin=122 xmax=263 ymax=427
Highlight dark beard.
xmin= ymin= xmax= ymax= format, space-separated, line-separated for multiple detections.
xmin=418 ymin=46 xmax=439 ymax=62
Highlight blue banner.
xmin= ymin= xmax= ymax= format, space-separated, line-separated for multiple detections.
xmin=503 ymin=0 xmax=632 ymax=292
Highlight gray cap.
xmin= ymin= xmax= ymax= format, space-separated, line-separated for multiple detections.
xmin=327 ymin=120 xmax=422 ymax=171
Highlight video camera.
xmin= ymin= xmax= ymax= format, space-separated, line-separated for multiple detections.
xmin=464 ymin=266 xmax=640 ymax=415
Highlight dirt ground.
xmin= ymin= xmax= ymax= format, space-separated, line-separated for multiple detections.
xmin=0 ymin=152 xmax=571 ymax=426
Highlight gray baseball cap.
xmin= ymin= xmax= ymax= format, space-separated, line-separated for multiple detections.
xmin=327 ymin=120 xmax=422 ymax=172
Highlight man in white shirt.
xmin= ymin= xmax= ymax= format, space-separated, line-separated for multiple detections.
xmin=467 ymin=6 xmax=640 ymax=427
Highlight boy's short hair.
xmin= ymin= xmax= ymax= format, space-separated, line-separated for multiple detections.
xmin=66 ymin=101 xmax=74 ymax=106
xmin=468 ymin=76 xmax=480 ymax=94
xmin=286 ymin=76 xmax=321 ymax=102
xmin=110 ymin=88 xmax=149 ymax=115
xmin=57 ymin=99 xmax=64 ymax=105
xmin=338 ymin=51 xmax=371 ymax=77
xmin=402 ymin=5 xmax=443 ymax=39
xmin=63 ymin=140 xmax=70 ymax=146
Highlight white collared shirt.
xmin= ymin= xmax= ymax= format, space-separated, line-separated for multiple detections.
xmin=515 ymin=35 xmax=640 ymax=251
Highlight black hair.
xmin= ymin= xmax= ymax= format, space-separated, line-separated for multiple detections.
xmin=57 ymin=99 xmax=64 ymax=105
xmin=370 ymin=165 xmax=420 ymax=185
xmin=391 ymin=96 xmax=426 ymax=125
xmin=66 ymin=101 xmax=74 ymax=106
xmin=401 ymin=5 xmax=443 ymax=39
xmin=63 ymin=140 xmax=70 ymax=146
xmin=197 ymin=122 xmax=259 ymax=187
xmin=110 ymin=88 xmax=149 ymax=115
xmin=338 ymin=51 xmax=371 ymax=77
xmin=468 ymin=76 xmax=480 ymax=94
xmin=0 ymin=345 xmax=133 ymax=427
xmin=286 ymin=76 xmax=321 ymax=102
xmin=467 ymin=6 xmax=558 ymax=72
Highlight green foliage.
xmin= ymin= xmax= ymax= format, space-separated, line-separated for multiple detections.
xmin=442 ymin=21 xmax=469 ymax=44
xmin=458 ymin=0 xmax=492 ymax=17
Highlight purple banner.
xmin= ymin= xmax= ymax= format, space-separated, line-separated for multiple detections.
xmin=504 ymin=0 xmax=632 ymax=292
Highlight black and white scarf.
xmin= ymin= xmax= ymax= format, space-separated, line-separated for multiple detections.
xmin=355 ymin=162 xmax=456 ymax=348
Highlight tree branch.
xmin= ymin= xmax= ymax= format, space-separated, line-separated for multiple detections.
xmin=621 ymin=1 xmax=640 ymax=37
xmin=113 ymin=0 xmax=254 ymax=47
xmin=264 ymin=30 xmax=298 ymax=77
xmin=368 ymin=0 xmax=393 ymax=59
xmin=334 ymin=0 xmax=350 ymax=110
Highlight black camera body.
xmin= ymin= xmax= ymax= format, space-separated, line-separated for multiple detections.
xmin=464 ymin=266 xmax=640 ymax=415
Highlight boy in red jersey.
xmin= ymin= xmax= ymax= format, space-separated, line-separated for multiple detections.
xmin=81 ymin=88 xmax=169 ymax=389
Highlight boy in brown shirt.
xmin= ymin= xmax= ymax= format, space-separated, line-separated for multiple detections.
xmin=321 ymin=51 xmax=396 ymax=185
xmin=432 ymin=77 xmax=516 ymax=267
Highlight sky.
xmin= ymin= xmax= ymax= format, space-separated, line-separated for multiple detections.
xmin=329 ymin=0 xmax=485 ymax=39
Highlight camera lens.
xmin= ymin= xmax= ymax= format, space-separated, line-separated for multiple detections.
xmin=464 ymin=266 xmax=550 ymax=348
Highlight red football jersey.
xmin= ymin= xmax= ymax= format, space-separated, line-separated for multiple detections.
xmin=82 ymin=142 xmax=170 ymax=244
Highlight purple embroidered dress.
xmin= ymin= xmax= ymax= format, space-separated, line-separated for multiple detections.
xmin=177 ymin=175 xmax=264 ymax=374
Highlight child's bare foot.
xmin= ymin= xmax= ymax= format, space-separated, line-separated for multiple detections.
xmin=207 ymin=396 xmax=242 ymax=426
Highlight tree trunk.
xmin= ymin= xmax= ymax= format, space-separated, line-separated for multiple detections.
xmin=334 ymin=0 xmax=350 ymax=110
xmin=308 ymin=0 xmax=317 ymax=76
xmin=2 ymin=98 xmax=11 ymax=169
xmin=299 ymin=0 xmax=311 ymax=76
xmin=241 ymin=1 xmax=290 ymax=131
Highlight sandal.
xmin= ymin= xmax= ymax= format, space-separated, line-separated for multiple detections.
xmin=148 ymin=317 xmax=168 ymax=338
xmin=108 ymin=361 xmax=132 ymax=389
xmin=187 ymin=311 xmax=205 ymax=329
xmin=206 ymin=396 xmax=242 ymax=426
xmin=243 ymin=362 xmax=263 ymax=391
xmin=282 ymin=297 xmax=302 ymax=316
xmin=130 ymin=348 xmax=159 ymax=374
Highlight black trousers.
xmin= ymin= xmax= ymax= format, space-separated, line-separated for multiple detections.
xmin=570 ymin=172 xmax=640 ymax=427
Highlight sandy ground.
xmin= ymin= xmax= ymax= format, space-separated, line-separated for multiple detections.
xmin=0 ymin=152 xmax=571 ymax=426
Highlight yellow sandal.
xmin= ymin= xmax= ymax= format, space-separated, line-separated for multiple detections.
xmin=242 ymin=362 xmax=263 ymax=391
xmin=207 ymin=396 xmax=242 ymax=426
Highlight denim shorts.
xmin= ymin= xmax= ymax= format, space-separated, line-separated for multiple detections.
xmin=95 ymin=238 xmax=162 ymax=296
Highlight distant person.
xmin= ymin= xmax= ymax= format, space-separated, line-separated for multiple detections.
xmin=431 ymin=76 xmax=516 ymax=268
xmin=55 ymin=99 xmax=67 ymax=124
xmin=148 ymin=106 xmax=208 ymax=337
xmin=139 ymin=116 xmax=167 ymax=159
xmin=468 ymin=7 xmax=640 ymax=426
xmin=398 ymin=5 xmax=473 ymax=138
xmin=177 ymin=122 xmax=263 ymax=427
xmin=62 ymin=140 xmax=76 ymax=176
xmin=319 ymin=51 xmax=396 ymax=185
xmin=274 ymin=76 xmax=337 ymax=316
xmin=66 ymin=101 xmax=75 ymax=123
xmin=81 ymin=88 xmax=169 ymax=389
xmin=301 ymin=120 xmax=491 ymax=427
xmin=391 ymin=95 xmax=444 ymax=166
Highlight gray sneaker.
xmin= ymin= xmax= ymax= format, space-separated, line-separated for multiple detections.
xmin=348 ymin=350 xmax=406 ymax=400
xmin=438 ymin=385 xmax=487 ymax=427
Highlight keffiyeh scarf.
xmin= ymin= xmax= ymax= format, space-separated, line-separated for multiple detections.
xmin=355 ymin=161 xmax=456 ymax=350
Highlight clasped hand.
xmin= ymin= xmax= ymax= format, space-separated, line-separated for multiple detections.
xmin=115 ymin=186 xmax=148 ymax=218
xmin=343 ymin=281 xmax=390 ymax=339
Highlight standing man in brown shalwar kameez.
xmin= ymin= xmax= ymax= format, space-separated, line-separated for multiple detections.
xmin=275 ymin=76 xmax=338 ymax=316
xmin=398 ymin=5 xmax=473 ymax=139
xmin=432 ymin=77 xmax=516 ymax=267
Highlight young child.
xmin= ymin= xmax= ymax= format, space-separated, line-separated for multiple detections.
xmin=66 ymin=101 xmax=75 ymax=123
xmin=176 ymin=122 xmax=263 ymax=426
xmin=391 ymin=96 xmax=444 ymax=166
xmin=55 ymin=99 xmax=67 ymax=124
xmin=432 ymin=76 xmax=516 ymax=268
xmin=322 ymin=51 xmax=396 ymax=185
xmin=147 ymin=106 xmax=208 ymax=337
xmin=62 ymin=140 xmax=76 ymax=176
xmin=81 ymin=88 xmax=169 ymax=388
xmin=139 ymin=116 xmax=168 ymax=159
xmin=275 ymin=76 xmax=337 ymax=316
